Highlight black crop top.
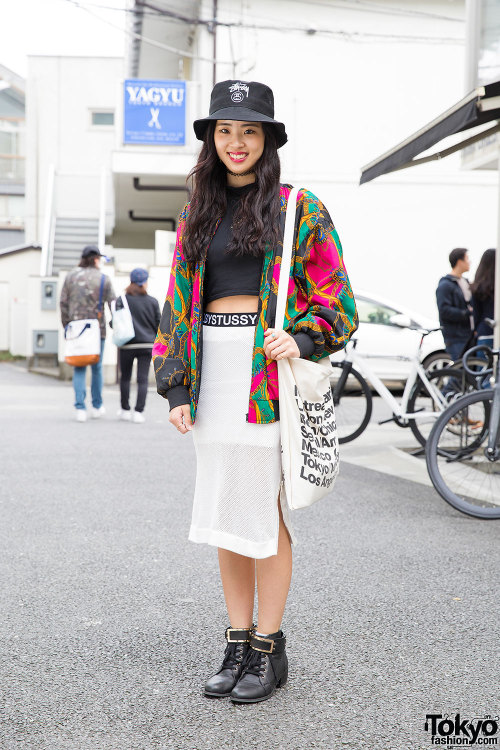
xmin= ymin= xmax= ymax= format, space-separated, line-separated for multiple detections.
xmin=204 ymin=183 xmax=263 ymax=304
xmin=203 ymin=182 xmax=315 ymax=358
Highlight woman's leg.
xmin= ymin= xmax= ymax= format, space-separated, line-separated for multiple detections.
xmin=255 ymin=502 xmax=292 ymax=634
xmin=119 ymin=349 xmax=134 ymax=410
xmin=134 ymin=350 xmax=151 ymax=412
xmin=218 ymin=549 xmax=255 ymax=627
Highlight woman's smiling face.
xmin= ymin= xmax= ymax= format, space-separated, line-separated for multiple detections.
xmin=214 ymin=120 xmax=265 ymax=180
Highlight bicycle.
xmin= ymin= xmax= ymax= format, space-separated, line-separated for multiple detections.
xmin=331 ymin=326 xmax=475 ymax=446
xmin=425 ymin=335 xmax=500 ymax=520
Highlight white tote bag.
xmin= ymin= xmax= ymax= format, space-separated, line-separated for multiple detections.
xmin=277 ymin=187 xmax=339 ymax=511
xmin=64 ymin=319 xmax=101 ymax=367
xmin=111 ymin=294 xmax=135 ymax=347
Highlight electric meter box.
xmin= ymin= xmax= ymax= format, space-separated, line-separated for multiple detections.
xmin=41 ymin=281 xmax=57 ymax=310
xmin=33 ymin=330 xmax=58 ymax=354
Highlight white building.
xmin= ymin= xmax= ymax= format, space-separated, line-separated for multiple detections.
xmin=0 ymin=63 xmax=25 ymax=249
xmin=1 ymin=0 xmax=497 ymax=374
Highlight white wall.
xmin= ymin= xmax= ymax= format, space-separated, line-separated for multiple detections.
xmin=26 ymin=275 xmax=59 ymax=357
xmin=25 ymin=55 xmax=123 ymax=244
xmin=191 ymin=0 xmax=496 ymax=319
xmin=0 ymin=281 xmax=8 ymax=350
xmin=0 ymin=249 xmax=41 ymax=355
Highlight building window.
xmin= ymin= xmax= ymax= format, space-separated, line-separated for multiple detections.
xmin=0 ymin=194 xmax=25 ymax=228
xmin=91 ymin=111 xmax=114 ymax=127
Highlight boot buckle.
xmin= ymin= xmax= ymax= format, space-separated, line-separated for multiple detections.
xmin=250 ymin=635 xmax=275 ymax=654
xmin=226 ymin=627 xmax=251 ymax=643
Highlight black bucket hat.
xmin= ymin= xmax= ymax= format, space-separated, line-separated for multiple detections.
xmin=193 ymin=80 xmax=287 ymax=148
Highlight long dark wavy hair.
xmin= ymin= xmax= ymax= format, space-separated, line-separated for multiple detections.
xmin=182 ymin=121 xmax=281 ymax=262
xmin=471 ymin=248 xmax=495 ymax=300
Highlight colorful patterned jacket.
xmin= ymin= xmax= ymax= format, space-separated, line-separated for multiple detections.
xmin=153 ymin=184 xmax=358 ymax=424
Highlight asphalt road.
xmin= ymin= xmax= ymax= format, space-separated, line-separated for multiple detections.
xmin=0 ymin=363 xmax=498 ymax=750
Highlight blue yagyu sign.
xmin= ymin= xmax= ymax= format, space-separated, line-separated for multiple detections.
xmin=124 ymin=79 xmax=186 ymax=145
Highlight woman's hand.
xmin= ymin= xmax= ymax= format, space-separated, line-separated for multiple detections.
xmin=169 ymin=404 xmax=192 ymax=434
xmin=263 ymin=328 xmax=300 ymax=360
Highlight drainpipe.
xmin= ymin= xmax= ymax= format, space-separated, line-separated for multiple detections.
xmin=212 ymin=0 xmax=218 ymax=87
xmin=99 ymin=167 xmax=106 ymax=253
xmin=495 ymin=162 xmax=500 ymax=348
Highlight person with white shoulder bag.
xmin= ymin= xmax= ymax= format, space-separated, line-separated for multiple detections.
xmin=114 ymin=268 xmax=161 ymax=424
xmin=153 ymin=80 xmax=358 ymax=703
xmin=60 ymin=245 xmax=115 ymax=422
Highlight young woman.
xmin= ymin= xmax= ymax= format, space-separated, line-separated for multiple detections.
xmin=117 ymin=268 xmax=161 ymax=423
xmin=153 ymin=80 xmax=358 ymax=703
xmin=471 ymin=248 xmax=496 ymax=350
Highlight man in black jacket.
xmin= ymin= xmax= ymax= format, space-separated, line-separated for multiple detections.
xmin=436 ymin=247 xmax=475 ymax=361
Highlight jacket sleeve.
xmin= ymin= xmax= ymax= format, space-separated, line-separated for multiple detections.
xmin=436 ymin=281 xmax=469 ymax=323
xmin=104 ymin=276 xmax=116 ymax=316
xmin=154 ymin=298 xmax=161 ymax=329
xmin=287 ymin=191 xmax=358 ymax=360
xmin=60 ymin=276 xmax=70 ymax=328
xmin=105 ymin=276 xmax=116 ymax=302
xmin=152 ymin=206 xmax=193 ymax=409
xmin=471 ymin=293 xmax=482 ymax=330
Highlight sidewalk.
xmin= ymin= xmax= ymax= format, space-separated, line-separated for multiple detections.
xmin=340 ymin=398 xmax=433 ymax=488
xmin=0 ymin=363 xmax=497 ymax=750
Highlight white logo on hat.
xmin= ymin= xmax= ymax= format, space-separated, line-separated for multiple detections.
xmin=229 ymin=82 xmax=249 ymax=103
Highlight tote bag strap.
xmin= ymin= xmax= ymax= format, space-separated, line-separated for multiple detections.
xmin=97 ymin=273 xmax=105 ymax=318
xmin=275 ymin=186 xmax=299 ymax=330
xmin=121 ymin=292 xmax=131 ymax=312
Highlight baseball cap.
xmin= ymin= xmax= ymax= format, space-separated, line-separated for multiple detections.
xmin=130 ymin=268 xmax=149 ymax=286
xmin=81 ymin=245 xmax=104 ymax=258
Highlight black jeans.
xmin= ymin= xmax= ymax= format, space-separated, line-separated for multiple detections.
xmin=445 ymin=338 xmax=472 ymax=363
xmin=119 ymin=348 xmax=152 ymax=413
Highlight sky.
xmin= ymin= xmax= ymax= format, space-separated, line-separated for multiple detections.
xmin=1 ymin=0 xmax=126 ymax=78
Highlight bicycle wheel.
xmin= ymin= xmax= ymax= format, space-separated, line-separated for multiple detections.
xmin=330 ymin=362 xmax=372 ymax=443
xmin=407 ymin=367 xmax=474 ymax=447
xmin=426 ymin=389 xmax=500 ymax=519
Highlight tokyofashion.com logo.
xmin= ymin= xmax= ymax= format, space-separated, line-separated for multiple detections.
xmin=425 ymin=714 xmax=499 ymax=745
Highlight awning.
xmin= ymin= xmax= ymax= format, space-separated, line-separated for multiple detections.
xmin=360 ymin=80 xmax=500 ymax=185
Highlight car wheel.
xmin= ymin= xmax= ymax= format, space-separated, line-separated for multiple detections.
xmin=422 ymin=350 xmax=451 ymax=374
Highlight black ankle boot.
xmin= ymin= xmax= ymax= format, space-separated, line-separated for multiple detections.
xmin=204 ymin=627 xmax=253 ymax=698
xmin=230 ymin=631 xmax=288 ymax=703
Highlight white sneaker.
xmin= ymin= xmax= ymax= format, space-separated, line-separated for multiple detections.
xmin=91 ymin=406 xmax=106 ymax=419
xmin=75 ymin=410 xmax=87 ymax=423
xmin=132 ymin=411 xmax=145 ymax=424
xmin=117 ymin=409 xmax=132 ymax=421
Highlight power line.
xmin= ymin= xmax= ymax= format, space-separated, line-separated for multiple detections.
xmin=135 ymin=0 xmax=464 ymax=41
xmin=63 ymin=0 xmax=465 ymax=47
xmin=272 ymin=0 xmax=464 ymax=23
xmin=62 ymin=0 xmax=234 ymax=63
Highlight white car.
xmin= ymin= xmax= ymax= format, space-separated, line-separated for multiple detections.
xmin=331 ymin=290 xmax=449 ymax=384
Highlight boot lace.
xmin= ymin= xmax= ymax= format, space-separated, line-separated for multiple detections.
xmin=222 ymin=642 xmax=246 ymax=670
xmin=241 ymin=647 xmax=266 ymax=678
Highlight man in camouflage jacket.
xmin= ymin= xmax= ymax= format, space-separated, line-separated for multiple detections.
xmin=60 ymin=245 xmax=115 ymax=421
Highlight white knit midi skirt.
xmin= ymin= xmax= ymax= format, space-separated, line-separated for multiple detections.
xmin=190 ymin=322 xmax=295 ymax=559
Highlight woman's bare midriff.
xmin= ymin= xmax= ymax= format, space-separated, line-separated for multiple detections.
xmin=205 ymin=295 xmax=259 ymax=313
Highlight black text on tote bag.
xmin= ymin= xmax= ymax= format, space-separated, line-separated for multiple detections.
xmin=276 ymin=187 xmax=339 ymax=510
